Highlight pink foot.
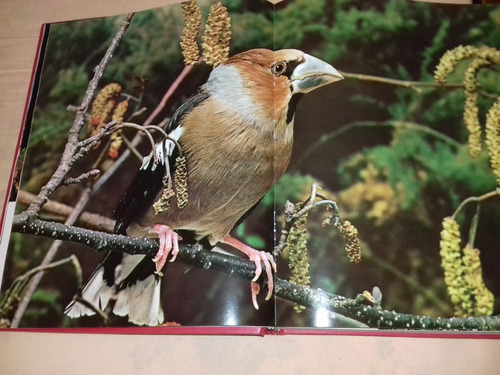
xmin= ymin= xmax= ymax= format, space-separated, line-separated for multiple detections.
xmin=223 ymin=236 xmax=277 ymax=310
xmin=151 ymin=224 xmax=181 ymax=276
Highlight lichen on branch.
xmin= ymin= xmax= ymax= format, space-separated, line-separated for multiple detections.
xmin=10 ymin=214 xmax=500 ymax=330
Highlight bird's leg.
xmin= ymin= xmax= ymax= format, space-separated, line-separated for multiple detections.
xmin=150 ymin=224 xmax=181 ymax=276
xmin=222 ymin=236 xmax=277 ymax=310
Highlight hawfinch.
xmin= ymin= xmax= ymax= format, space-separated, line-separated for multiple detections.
xmin=65 ymin=48 xmax=343 ymax=325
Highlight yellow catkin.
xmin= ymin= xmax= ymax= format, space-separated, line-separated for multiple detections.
xmin=108 ymin=132 xmax=122 ymax=160
xmin=88 ymin=83 xmax=122 ymax=135
xmin=287 ymin=205 xmax=310 ymax=313
xmin=434 ymin=45 xmax=478 ymax=85
xmin=101 ymin=100 xmax=116 ymax=125
xmin=339 ymin=220 xmax=361 ymax=264
xmin=476 ymin=46 xmax=500 ymax=66
xmin=112 ymin=100 xmax=129 ymax=124
xmin=485 ymin=98 xmax=500 ymax=185
xmin=108 ymin=100 xmax=129 ymax=159
xmin=463 ymin=58 xmax=491 ymax=158
xmin=462 ymin=245 xmax=494 ymax=316
xmin=201 ymin=1 xmax=231 ymax=67
xmin=174 ymin=156 xmax=189 ymax=209
xmin=439 ymin=217 xmax=473 ymax=317
xmin=434 ymin=46 xmax=500 ymax=159
xmin=463 ymin=58 xmax=490 ymax=92
xmin=153 ymin=156 xmax=189 ymax=214
xmin=153 ymin=175 xmax=176 ymax=215
xmin=463 ymin=90 xmax=482 ymax=158
xmin=180 ymin=0 xmax=202 ymax=65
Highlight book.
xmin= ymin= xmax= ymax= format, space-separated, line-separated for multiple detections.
xmin=0 ymin=0 xmax=499 ymax=335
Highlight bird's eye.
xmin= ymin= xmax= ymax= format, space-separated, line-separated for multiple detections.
xmin=271 ymin=61 xmax=287 ymax=76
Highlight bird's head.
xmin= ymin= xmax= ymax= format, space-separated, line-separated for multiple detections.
xmin=272 ymin=49 xmax=344 ymax=94
xmin=206 ymin=48 xmax=343 ymax=126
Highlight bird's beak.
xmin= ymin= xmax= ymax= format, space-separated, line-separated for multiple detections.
xmin=291 ymin=53 xmax=344 ymax=94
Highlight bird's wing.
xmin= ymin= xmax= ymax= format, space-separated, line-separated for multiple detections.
xmin=113 ymin=90 xmax=210 ymax=235
xmin=65 ymin=90 xmax=211 ymax=324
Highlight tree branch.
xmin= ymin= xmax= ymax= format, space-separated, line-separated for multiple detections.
xmin=16 ymin=190 xmax=115 ymax=232
xmin=143 ymin=62 xmax=197 ymax=126
xmin=62 ymin=169 xmax=101 ymax=186
xmin=452 ymin=188 xmax=500 ymax=219
xmin=24 ymin=13 xmax=134 ymax=218
xmin=11 ymin=215 xmax=500 ymax=331
xmin=341 ymin=71 xmax=464 ymax=92
xmin=0 ymin=255 xmax=82 ymax=323
xmin=9 ymin=14 xmax=135 ymax=327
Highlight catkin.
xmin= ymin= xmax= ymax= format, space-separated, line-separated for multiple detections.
xmin=339 ymin=220 xmax=361 ymax=264
xmin=462 ymin=245 xmax=494 ymax=316
xmin=201 ymin=1 xmax=231 ymax=67
xmin=287 ymin=205 xmax=310 ymax=313
xmin=439 ymin=217 xmax=473 ymax=317
xmin=485 ymin=98 xmax=500 ymax=185
xmin=180 ymin=0 xmax=201 ymax=65
xmin=108 ymin=100 xmax=129 ymax=159
xmin=434 ymin=45 xmax=477 ymax=85
xmin=174 ymin=156 xmax=189 ymax=209
xmin=88 ymin=83 xmax=122 ymax=135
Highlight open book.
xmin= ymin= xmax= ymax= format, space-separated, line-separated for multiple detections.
xmin=1 ymin=0 xmax=499 ymax=334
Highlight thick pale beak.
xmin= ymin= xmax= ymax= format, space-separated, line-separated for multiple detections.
xmin=291 ymin=53 xmax=344 ymax=94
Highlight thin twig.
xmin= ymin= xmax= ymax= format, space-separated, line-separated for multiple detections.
xmin=143 ymin=63 xmax=196 ymax=126
xmin=91 ymin=58 xmax=199 ymax=196
xmin=121 ymin=135 xmax=144 ymax=162
xmin=452 ymin=188 xmax=500 ymax=219
xmin=295 ymin=120 xmax=463 ymax=168
xmin=10 ymin=14 xmax=135 ymax=327
xmin=72 ymin=296 xmax=109 ymax=323
xmin=293 ymin=199 xmax=339 ymax=221
xmin=62 ymin=169 xmax=101 ymax=186
xmin=11 ymin=187 xmax=93 ymax=327
xmin=118 ymin=122 xmax=157 ymax=159
xmin=1 ymin=255 xmax=81 ymax=324
xmin=274 ymin=185 xmax=340 ymax=258
xmin=24 ymin=14 xmax=134 ymax=217
xmin=78 ymin=120 xmax=118 ymax=150
xmin=341 ymin=71 xmax=464 ymax=92
xmin=16 ymin=190 xmax=115 ymax=232
xmin=74 ymin=121 xmax=120 ymax=161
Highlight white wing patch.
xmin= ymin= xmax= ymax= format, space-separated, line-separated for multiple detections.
xmin=140 ymin=125 xmax=184 ymax=171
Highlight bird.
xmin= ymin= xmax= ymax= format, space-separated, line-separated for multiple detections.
xmin=65 ymin=48 xmax=344 ymax=326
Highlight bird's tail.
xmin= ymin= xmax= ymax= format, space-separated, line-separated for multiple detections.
xmin=65 ymin=252 xmax=164 ymax=326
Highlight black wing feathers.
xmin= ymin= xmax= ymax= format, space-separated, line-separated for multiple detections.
xmin=165 ymin=89 xmax=209 ymax=133
xmin=113 ymin=161 xmax=166 ymax=235
xmin=113 ymin=89 xmax=210 ymax=235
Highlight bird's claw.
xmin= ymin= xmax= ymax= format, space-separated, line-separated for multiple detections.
xmin=251 ymin=282 xmax=261 ymax=310
xmin=223 ymin=236 xmax=277 ymax=309
xmin=247 ymin=250 xmax=276 ymax=306
xmin=151 ymin=224 xmax=181 ymax=275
